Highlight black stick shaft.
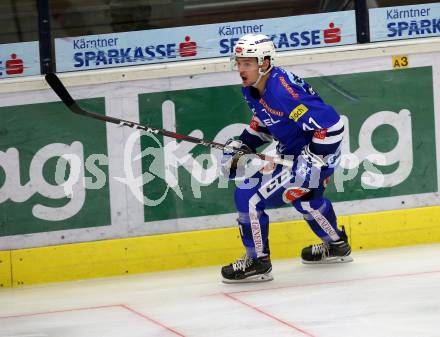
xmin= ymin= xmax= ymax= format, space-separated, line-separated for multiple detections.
xmin=45 ymin=73 xmax=293 ymax=167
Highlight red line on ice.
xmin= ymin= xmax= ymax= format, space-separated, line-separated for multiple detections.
xmin=223 ymin=292 xmax=316 ymax=337
xmin=0 ymin=303 xmax=186 ymax=337
xmin=224 ymin=269 xmax=440 ymax=295
xmin=0 ymin=304 xmax=119 ymax=319
xmin=120 ymin=304 xmax=186 ymax=337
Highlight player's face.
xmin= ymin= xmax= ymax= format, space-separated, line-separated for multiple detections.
xmin=236 ymin=57 xmax=259 ymax=87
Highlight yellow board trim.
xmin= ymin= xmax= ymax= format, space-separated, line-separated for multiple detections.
xmin=1 ymin=206 xmax=440 ymax=287
xmin=0 ymin=251 xmax=11 ymax=288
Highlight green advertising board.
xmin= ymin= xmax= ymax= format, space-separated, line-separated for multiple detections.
xmin=0 ymin=99 xmax=111 ymax=236
xmin=0 ymin=67 xmax=437 ymax=236
xmin=308 ymin=66 xmax=436 ymax=200
xmin=138 ymin=67 xmax=437 ymax=222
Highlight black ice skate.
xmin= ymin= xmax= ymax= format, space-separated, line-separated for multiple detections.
xmin=221 ymin=254 xmax=273 ymax=283
xmin=301 ymin=226 xmax=353 ymax=264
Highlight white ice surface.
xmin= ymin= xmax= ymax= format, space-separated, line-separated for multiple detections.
xmin=1 ymin=244 xmax=439 ymax=337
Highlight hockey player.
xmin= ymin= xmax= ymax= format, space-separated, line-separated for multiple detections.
xmin=221 ymin=34 xmax=352 ymax=283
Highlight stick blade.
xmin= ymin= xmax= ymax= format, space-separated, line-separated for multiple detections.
xmin=45 ymin=73 xmax=75 ymax=107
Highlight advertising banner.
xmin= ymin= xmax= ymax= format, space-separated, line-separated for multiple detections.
xmin=0 ymin=99 xmax=110 ymax=236
xmin=0 ymin=41 xmax=40 ymax=79
xmin=55 ymin=11 xmax=356 ymax=72
xmin=0 ymin=53 xmax=438 ymax=248
xmin=370 ymin=2 xmax=440 ymax=42
xmin=137 ymin=67 xmax=436 ymax=222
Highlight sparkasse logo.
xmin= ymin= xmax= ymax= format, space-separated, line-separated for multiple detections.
xmin=0 ymin=53 xmax=25 ymax=77
xmin=73 ymin=36 xmax=199 ymax=69
xmin=219 ymin=22 xmax=343 ymax=54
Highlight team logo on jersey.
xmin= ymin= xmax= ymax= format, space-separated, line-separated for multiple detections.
xmin=289 ymin=104 xmax=309 ymax=121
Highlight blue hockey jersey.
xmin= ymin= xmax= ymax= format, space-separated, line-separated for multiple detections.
xmin=239 ymin=67 xmax=344 ymax=160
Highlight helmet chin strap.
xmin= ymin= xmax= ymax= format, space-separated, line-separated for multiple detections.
xmin=252 ymin=65 xmax=273 ymax=88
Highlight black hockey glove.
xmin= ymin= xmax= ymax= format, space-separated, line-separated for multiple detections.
xmin=220 ymin=139 xmax=253 ymax=179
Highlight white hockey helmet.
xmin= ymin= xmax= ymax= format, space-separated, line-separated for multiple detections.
xmin=232 ymin=34 xmax=276 ymax=67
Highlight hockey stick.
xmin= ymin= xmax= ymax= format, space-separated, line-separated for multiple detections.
xmin=45 ymin=73 xmax=294 ymax=168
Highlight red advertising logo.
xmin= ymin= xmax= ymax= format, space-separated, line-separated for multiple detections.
xmin=313 ymin=128 xmax=327 ymax=139
xmin=179 ymin=36 xmax=197 ymax=57
xmin=6 ymin=53 xmax=24 ymax=75
xmin=282 ymin=187 xmax=309 ymax=203
xmin=250 ymin=117 xmax=259 ymax=131
xmin=323 ymin=23 xmax=341 ymax=44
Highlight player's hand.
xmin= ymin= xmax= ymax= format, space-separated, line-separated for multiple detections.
xmin=292 ymin=145 xmax=327 ymax=188
xmin=220 ymin=139 xmax=253 ymax=178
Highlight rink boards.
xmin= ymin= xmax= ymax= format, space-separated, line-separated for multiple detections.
xmin=1 ymin=205 xmax=440 ymax=287
xmin=1 ymin=37 xmax=440 ymax=286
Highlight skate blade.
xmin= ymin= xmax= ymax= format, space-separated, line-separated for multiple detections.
xmin=302 ymin=256 xmax=354 ymax=265
xmin=222 ymin=272 xmax=274 ymax=284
